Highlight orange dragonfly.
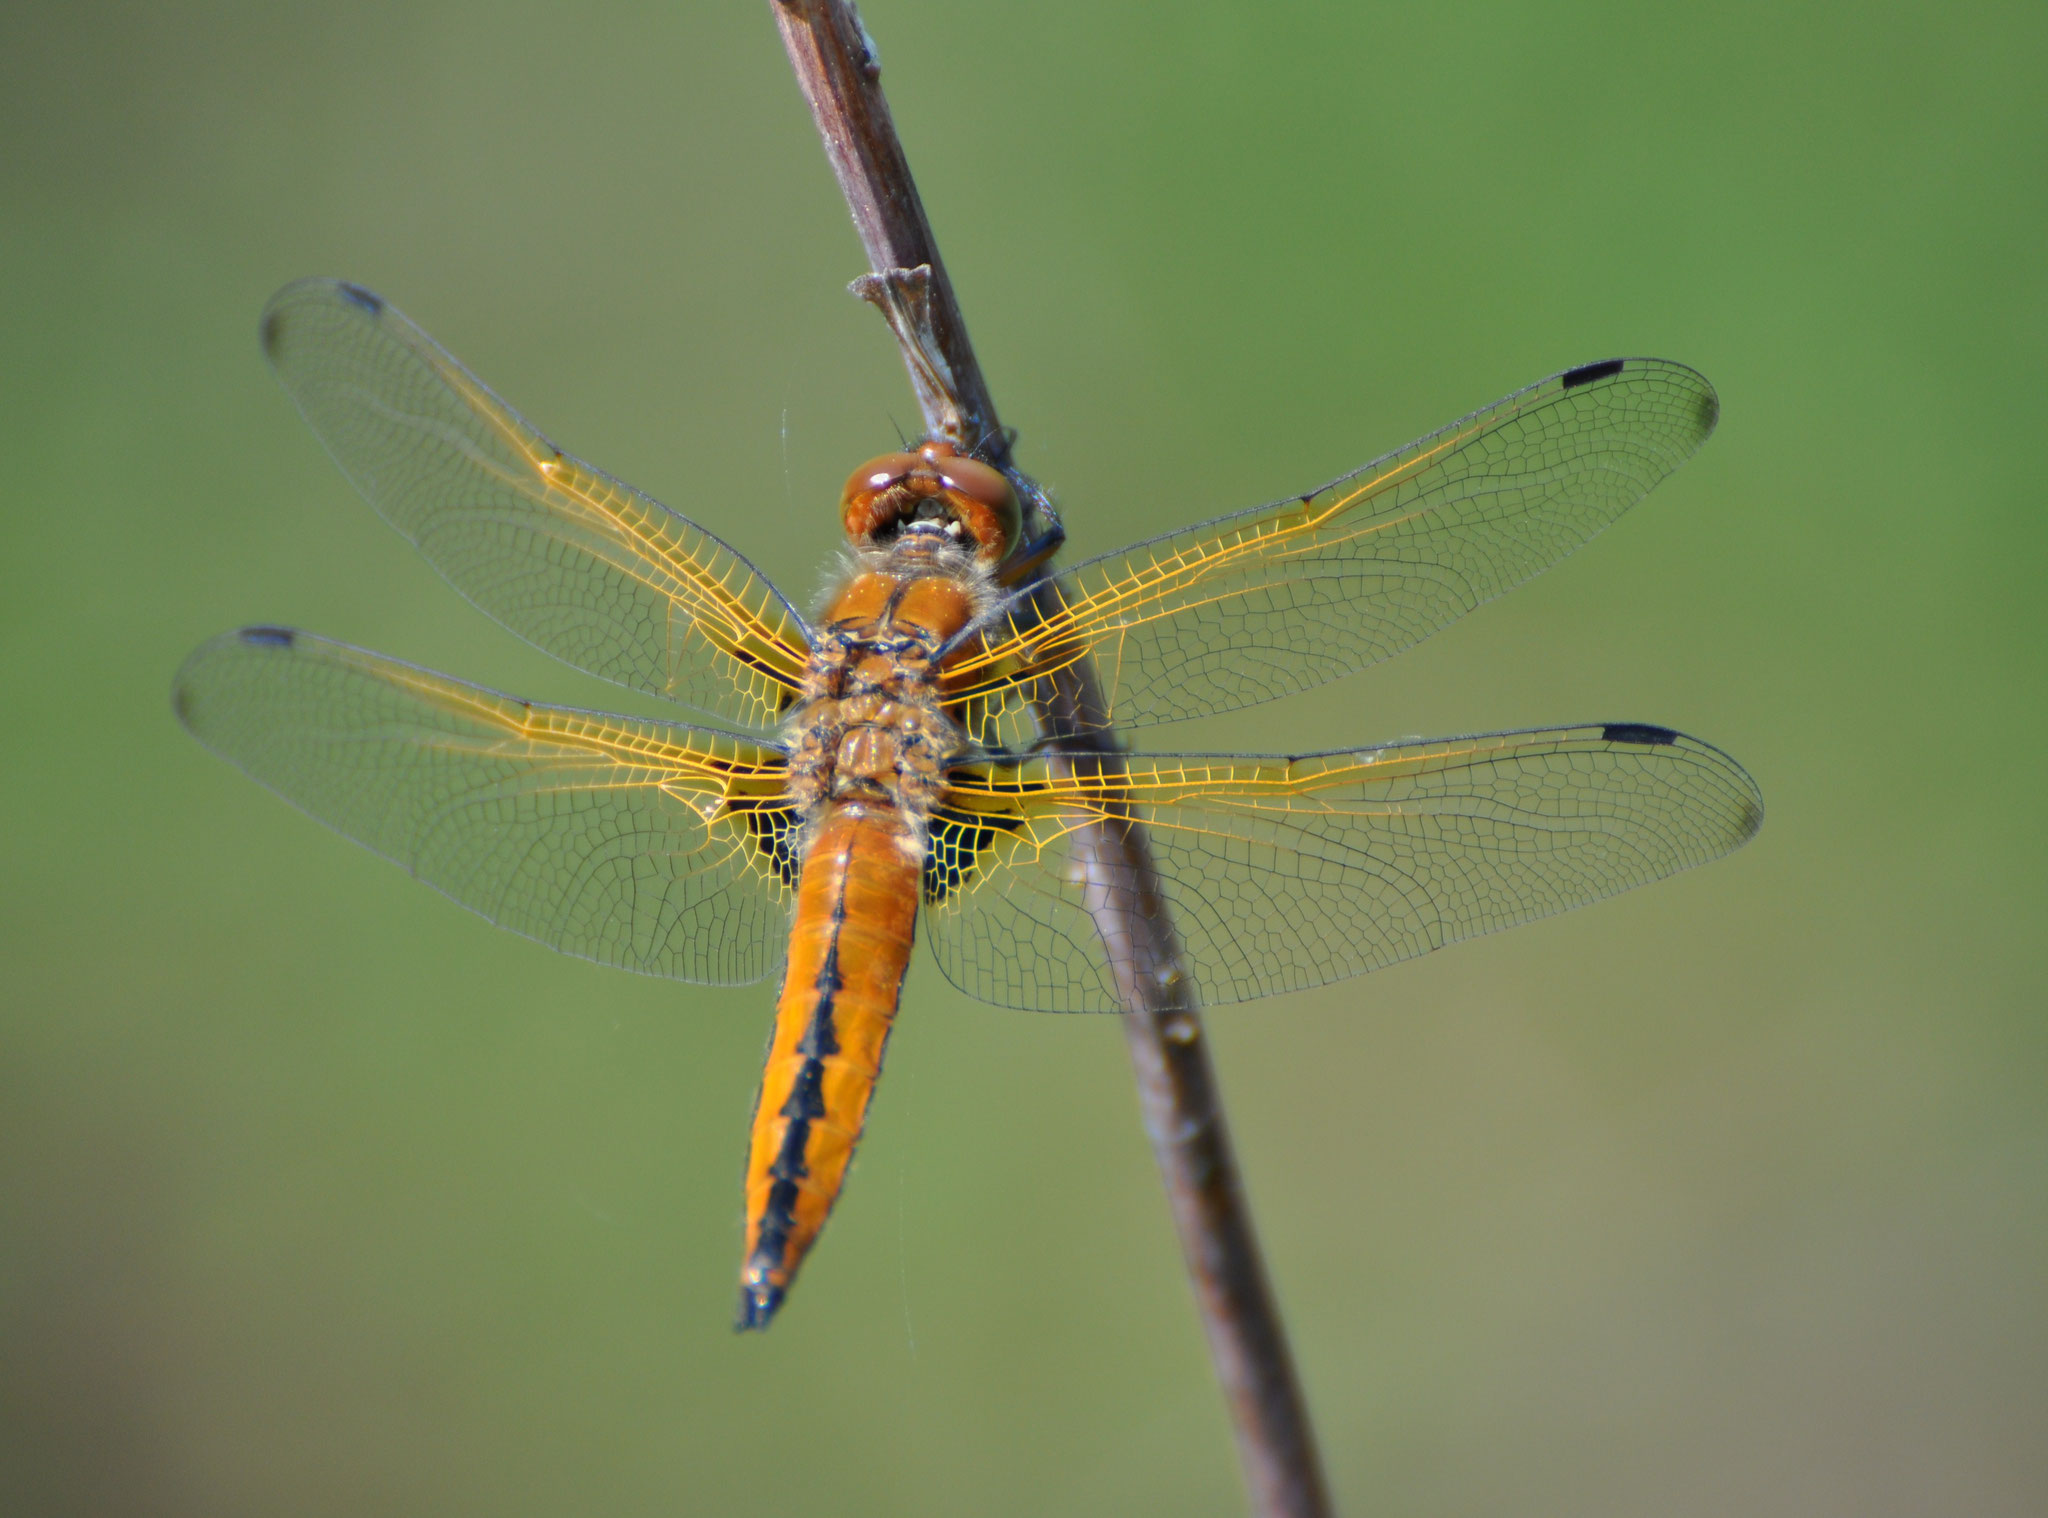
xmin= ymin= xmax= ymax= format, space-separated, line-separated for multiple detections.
xmin=176 ymin=279 xmax=1762 ymax=1329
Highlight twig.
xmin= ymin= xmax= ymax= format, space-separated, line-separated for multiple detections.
xmin=768 ymin=5 xmax=1332 ymax=1514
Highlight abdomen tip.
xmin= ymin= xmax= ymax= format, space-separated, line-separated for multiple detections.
xmin=735 ymin=1284 xmax=785 ymax=1332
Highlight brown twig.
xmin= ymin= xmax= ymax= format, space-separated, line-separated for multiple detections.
xmin=768 ymin=5 xmax=1331 ymax=1514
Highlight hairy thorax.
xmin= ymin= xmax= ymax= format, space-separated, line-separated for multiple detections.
xmin=782 ymin=543 xmax=996 ymax=832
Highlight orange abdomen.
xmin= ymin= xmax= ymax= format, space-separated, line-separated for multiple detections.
xmin=737 ymin=802 xmax=921 ymax=1329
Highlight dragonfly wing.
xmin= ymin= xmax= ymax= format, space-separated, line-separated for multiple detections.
xmin=261 ymin=279 xmax=811 ymax=730
xmin=176 ymin=628 xmax=798 ymax=985
xmin=925 ymin=724 xmax=1761 ymax=1011
xmin=948 ymin=360 xmax=1717 ymax=743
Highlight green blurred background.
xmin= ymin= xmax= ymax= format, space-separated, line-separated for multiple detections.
xmin=4 ymin=2 xmax=2043 ymax=1513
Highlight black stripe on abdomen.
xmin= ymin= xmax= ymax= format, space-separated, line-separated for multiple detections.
xmin=737 ymin=888 xmax=847 ymax=1329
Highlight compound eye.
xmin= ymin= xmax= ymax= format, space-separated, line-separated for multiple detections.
xmin=844 ymin=452 xmax=918 ymax=504
xmin=841 ymin=452 xmax=922 ymax=544
xmin=919 ymin=445 xmax=1020 ymax=562
xmin=919 ymin=446 xmax=1007 ymax=511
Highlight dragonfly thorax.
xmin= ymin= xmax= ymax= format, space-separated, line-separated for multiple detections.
xmin=784 ymin=559 xmax=986 ymax=824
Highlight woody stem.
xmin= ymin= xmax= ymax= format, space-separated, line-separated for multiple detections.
xmin=767 ymin=5 xmax=1332 ymax=1515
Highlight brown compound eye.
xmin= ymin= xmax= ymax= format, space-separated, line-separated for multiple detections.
xmin=839 ymin=443 xmax=1020 ymax=564
xmin=841 ymin=452 xmax=922 ymax=545
xmin=919 ymin=443 xmax=1019 ymax=563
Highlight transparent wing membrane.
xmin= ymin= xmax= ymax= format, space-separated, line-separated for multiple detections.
xmin=198 ymin=294 xmax=1759 ymax=1018
xmin=175 ymin=628 xmax=795 ymax=984
xmin=946 ymin=359 xmax=1718 ymax=744
xmin=261 ymin=279 xmax=811 ymax=730
xmin=926 ymin=724 xmax=1762 ymax=1011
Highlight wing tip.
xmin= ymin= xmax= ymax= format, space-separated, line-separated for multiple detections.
xmin=259 ymin=277 xmax=385 ymax=361
xmin=170 ymin=675 xmax=197 ymax=730
xmin=173 ymin=626 xmax=301 ymax=734
xmin=1557 ymin=357 xmax=1720 ymax=445
xmin=1734 ymin=791 xmax=1766 ymax=846
xmin=1599 ymin=722 xmax=1764 ymax=847
xmin=258 ymin=304 xmax=287 ymax=362
xmin=1686 ymin=373 xmax=1722 ymax=444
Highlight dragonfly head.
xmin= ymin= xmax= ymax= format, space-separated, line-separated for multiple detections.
xmin=841 ymin=441 xmax=1019 ymax=565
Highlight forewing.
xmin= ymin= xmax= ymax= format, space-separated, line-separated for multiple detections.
xmin=175 ymin=628 xmax=798 ymax=984
xmin=946 ymin=360 xmax=1718 ymax=744
xmin=261 ymin=279 xmax=811 ymax=730
xmin=925 ymin=724 xmax=1761 ymax=1010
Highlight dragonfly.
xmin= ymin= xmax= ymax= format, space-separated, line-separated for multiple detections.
xmin=175 ymin=279 xmax=1762 ymax=1330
